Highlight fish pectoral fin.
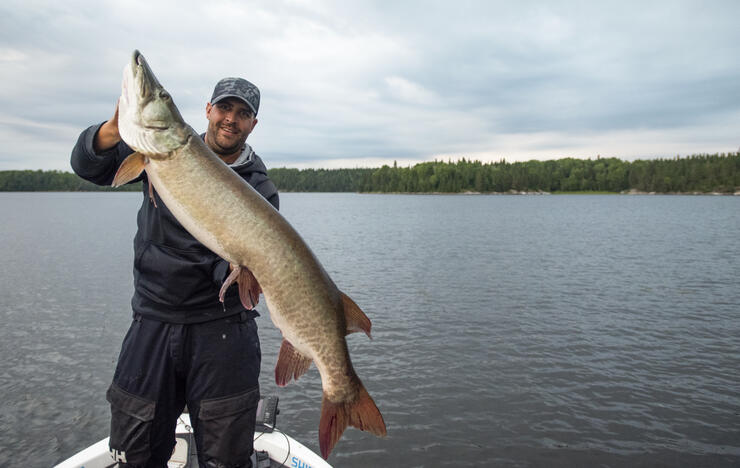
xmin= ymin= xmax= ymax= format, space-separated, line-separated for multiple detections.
xmin=112 ymin=152 xmax=147 ymax=187
xmin=318 ymin=383 xmax=387 ymax=459
xmin=341 ymin=292 xmax=372 ymax=339
xmin=275 ymin=339 xmax=312 ymax=387
xmin=218 ymin=264 xmax=261 ymax=310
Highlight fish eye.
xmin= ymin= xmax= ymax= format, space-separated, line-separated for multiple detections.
xmin=159 ymin=90 xmax=170 ymax=100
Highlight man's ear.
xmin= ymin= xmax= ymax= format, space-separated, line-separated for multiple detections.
xmin=205 ymin=102 xmax=213 ymax=118
xmin=250 ymin=118 xmax=258 ymax=132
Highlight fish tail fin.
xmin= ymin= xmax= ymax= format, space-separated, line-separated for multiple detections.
xmin=318 ymin=381 xmax=387 ymax=459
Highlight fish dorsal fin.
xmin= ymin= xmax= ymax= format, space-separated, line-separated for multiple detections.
xmin=341 ymin=292 xmax=372 ymax=339
xmin=112 ymin=152 xmax=147 ymax=187
xmin=275 ymin=339 xmax=313 ymax=387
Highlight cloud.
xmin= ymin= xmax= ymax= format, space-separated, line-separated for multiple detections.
xmin=0 ymin=0 xmax=738 ymax=170
xmin=384 ymin=76 xmax=437 ymax=105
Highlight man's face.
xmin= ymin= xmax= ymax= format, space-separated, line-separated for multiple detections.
xmin=205 ymin=97 xmax=258 ymax=157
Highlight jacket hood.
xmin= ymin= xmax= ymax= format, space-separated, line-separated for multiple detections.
xmin=198 ymin=133 xmax=267 ymax=176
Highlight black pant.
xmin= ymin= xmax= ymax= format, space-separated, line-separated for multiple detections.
xmin=106 ymin=312 xmax=261 ymax=467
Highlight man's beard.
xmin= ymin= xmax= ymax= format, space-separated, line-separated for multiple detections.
xmin=208 ymin=125 xmax=245 ymax=155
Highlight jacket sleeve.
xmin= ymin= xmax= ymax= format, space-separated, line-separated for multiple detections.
xmin=256 ymin=178 xmax=280 ymax=211
xmin=267 ymin=192 xmax=279 ymax=210
xmin=70 ymin=122 xmax=135 ymax=186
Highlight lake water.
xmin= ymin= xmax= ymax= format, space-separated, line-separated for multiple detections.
xmin=0 ymin=192 xmax=739 ymax=467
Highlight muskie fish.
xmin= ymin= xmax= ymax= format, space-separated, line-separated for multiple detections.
xmin=113 ymin=50 xmax=386 ymax=459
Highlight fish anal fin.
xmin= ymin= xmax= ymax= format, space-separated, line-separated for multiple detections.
xmin=341 ymin=292 xmax=372 ymax=339
xmin=218 ymin=264 xmax=261 ymax=310
xmin=112 ymin=152 xmax=147 ymax=187
xmin=318 ymin=382 xmax=387 ymax=459
xmin=275 ymin=339 xmax=312 ymax=387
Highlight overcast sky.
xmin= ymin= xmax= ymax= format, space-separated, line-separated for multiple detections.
xmin=1 ymin=0 xmax=738 ymax=170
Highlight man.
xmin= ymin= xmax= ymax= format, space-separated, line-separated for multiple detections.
xmin=71 ymin=77 xmax=277 ymax=468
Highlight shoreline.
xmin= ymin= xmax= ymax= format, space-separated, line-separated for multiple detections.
xmin=2 ymin=189 xmax=739 ymax=196
xmin=351 ymin=190 xmax=740 ymax=196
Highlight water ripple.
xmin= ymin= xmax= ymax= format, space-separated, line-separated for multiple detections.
xmin=1 ymin=193 xmax=739 ymax=467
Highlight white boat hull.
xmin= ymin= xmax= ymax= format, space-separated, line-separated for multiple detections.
xmin=55 ymin=412 xmax=331 ymax=468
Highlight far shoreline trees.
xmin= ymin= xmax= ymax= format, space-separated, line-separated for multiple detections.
xmin=268 ymin=153 xmax=739 ymax=194
xmin=1 ymin=152 xmax=737 ymax=194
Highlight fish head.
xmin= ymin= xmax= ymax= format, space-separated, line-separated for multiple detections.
xmin=119 ymin=50 xmax=190 ymax=160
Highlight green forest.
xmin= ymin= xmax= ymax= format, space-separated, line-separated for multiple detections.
xmin=1 ymin=152 xmax=738 ymax=194
xmin=0 ymin=170 xmax=141 ymax=192
xmin=268 ymin=152 xmax=740 ymax=194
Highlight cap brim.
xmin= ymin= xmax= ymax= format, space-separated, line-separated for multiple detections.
xmin=211 ymin=94 xmax=257 ymax=115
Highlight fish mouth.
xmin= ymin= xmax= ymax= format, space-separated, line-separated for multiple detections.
xmin=130 ymin=49 xmax=162 ymax=101
xmin=131 ymin=49 xmax=142 ymax=70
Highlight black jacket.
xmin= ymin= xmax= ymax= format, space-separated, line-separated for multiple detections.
xmin=71 ymin=122 xmax=279 ymax=323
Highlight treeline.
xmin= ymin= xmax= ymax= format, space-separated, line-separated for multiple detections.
xmin=0 ymin=170 xmax=141 ymax=192
xmin=267 ymin=168 xmax=375 ymax=192
xmin=1 ymin=153 xmax=738 ymax=193
xmin=269 ymin=153 xmax=740 ymax=194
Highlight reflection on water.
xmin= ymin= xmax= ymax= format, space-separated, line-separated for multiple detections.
xmin=0 ymin=193 xmax=738 ymax=467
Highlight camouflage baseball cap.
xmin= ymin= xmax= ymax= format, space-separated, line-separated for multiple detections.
xmin=211 ymin=77 xmax=260 ymax=116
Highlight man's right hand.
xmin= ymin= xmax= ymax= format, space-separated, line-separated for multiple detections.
xmin=94 ymin=100 xmax=121 ymax=152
